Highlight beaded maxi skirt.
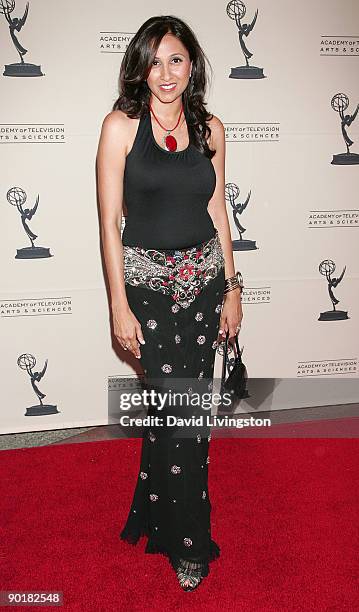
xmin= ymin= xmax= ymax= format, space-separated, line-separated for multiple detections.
xmin=119 ymin=230 xmax=225 ymax=578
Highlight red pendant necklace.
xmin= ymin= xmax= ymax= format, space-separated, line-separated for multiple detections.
xmin=149 ymin=103 xmax=184 ymax=152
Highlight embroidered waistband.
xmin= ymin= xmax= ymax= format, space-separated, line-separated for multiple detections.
xmin=123 ymin=230 xmax=225 ymax=309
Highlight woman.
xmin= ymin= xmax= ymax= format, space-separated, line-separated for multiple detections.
xmin=96 ymin=15 xmax=243 ymax=591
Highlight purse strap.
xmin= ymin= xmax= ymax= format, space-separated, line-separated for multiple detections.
xmin=221 ymin=330 xmax=242 ymax=382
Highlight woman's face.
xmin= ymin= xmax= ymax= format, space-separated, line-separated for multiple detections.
xmin=146 ymin=33 xmax=192 ymax=104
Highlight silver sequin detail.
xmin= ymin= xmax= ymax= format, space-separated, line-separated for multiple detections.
xmin=197 ymin=434 xmax=201 ymax=443
xmin=158 ymin=344 xmax=162 ymax=349
xmin=202 ymin=490 xmax=206 ymax=500
xmin=212 ymin=341 xmax=217 ymax=350
xmin=147 ymin=319 xmax=157 ymax=330
xmin=149 ymin=493 xmax=159 ymax=502
xmin=149 ymin=431 xmax=156 ymax=442
xmin=197 ymin=335 xmax=206 ymax=344
xmin=171 ymin=465 xmax=181 ymax=475
xmin=208 ymin=433 xmax=212 ymax=441
xmin=140 ymin=471 xmax=148 ymax=480
xmin=198 ymin=371 xmax=204 ymax=380
xmin=215 ymin=304 xmax=222 ymax=313
xmin=173 ymin=499 xmax=177 ymax=503
xmin=143 ymin=300 xmax=149 ymax=305
xmin=183 ymin=538 xmax=193 ymax=547
xmin=172 ymin=304 xmax=180 ymax=313
xmin=195 ymin=312 xmax=204 ymax=321
xmin=206 ymin=456 xmax=210 ymax=464
xmin=161 ymin=363 xmax=172 ymax=373
xmin=207 ymin=381 xmax=213 ymax=391
xmin=175 ymin=334 xmax=181 ymax=344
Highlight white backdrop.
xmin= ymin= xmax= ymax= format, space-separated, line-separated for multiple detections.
xmin=1 ymin=0 xmax=358 ymax=434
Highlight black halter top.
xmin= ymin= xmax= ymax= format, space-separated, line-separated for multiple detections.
xmin=121 ymin=107 xmax=217 ymax=250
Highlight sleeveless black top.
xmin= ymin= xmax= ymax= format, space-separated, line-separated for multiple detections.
xmin=121 ymin=107 xmax=217 ymax=250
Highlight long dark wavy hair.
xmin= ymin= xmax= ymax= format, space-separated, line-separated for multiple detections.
xmin=112 ymin=15 xmax=216 ymax=159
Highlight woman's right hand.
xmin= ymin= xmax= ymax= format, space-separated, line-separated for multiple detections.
xmin=112 ymin=305 xmax=145 ymax=359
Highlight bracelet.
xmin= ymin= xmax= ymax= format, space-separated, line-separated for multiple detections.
xmin=224 ymin=285 xmax=241 ymax=295
xmin=224 ymin=271 xmax=243 ymax=288
xmin=224 ymin=271 xmax=244 ymax=294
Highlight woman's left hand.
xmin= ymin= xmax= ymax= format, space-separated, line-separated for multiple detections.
xmin=217 ymin=288 xmax=243 ymax=341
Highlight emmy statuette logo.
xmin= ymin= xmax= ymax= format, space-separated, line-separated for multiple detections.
xmin=331 ymin=93 xmax=359 ymax=165
xmin=17 ymin=353 xmax=59 ymax=416
xmin=225 ymin=183 xmax=258 ymax=251
xmin=318 ymin=259 xmax=349 ymax=321
xmin=0 ymin=0 xmax=44 ymax=76
xmin=7 ymin=186 xmax=52 ymax=259
xmin=226 ymin=0 xmax=265 ymax=79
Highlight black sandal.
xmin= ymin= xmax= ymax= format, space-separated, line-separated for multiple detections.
xmin=176 ymin=558 xmax=203 ymax=592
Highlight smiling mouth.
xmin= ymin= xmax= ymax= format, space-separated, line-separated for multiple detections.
xmin=159 ymin=83 xmax=177 ymax=91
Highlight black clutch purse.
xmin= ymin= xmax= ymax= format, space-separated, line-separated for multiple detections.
xmin=219 ymin=330 xmax=248 ymax=411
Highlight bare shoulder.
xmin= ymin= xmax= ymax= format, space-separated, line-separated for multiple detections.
xmin=206 ymin=114 xmax=225 ymax=149
xmin=207 ymin=114 xmax=224 ymax=131
xmin=99 ymin=110 xmax=137 ymax=157
xmin=102 ymin=110 xmax=131 ymax=130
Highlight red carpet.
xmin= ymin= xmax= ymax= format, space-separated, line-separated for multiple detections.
xmin=0 ymin=436 xmax=357 ymax=611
